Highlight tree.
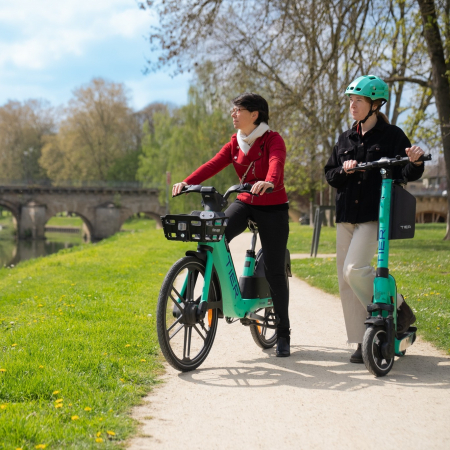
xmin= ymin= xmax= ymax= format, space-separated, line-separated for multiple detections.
xmin=416 ymin=0 xmax=450 ymax=239
xmin=0 ymin=99 xmax=54 ymax=183
xmin=140 ymin=0 xmax=380 ymax=218
xmin=40 ymin=78 xmax=141 ymax=183
xmin=138 ymin=79 xmax=236 ymax=214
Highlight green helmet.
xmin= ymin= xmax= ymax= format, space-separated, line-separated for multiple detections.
xmin=345 ymin=75 xmax=389 ymax=102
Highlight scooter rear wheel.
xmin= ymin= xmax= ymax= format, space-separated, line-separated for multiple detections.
xmin=362 ymin=326 xmax=394 ymax=377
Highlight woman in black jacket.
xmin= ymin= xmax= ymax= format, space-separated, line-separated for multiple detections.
xmin=324 ymin=75 xmax=425 ymax=363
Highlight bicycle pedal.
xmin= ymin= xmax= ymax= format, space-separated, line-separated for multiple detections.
xmin=240 ymin=318 xmax=253 ymax=326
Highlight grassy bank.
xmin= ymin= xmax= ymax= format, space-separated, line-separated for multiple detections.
xmin=0 ymin=229 xmax=190 ymax=449
xmin=288 ymin=223 xmax=450 ymax=354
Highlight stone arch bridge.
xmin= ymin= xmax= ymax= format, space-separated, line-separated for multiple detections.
xmin=0 ymin=186 xmax=164 ymax=241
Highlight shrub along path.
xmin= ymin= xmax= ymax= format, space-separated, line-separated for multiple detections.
xmin=130 ymin=231 xmax=450 ymax=450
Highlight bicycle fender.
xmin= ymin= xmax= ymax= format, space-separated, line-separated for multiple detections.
xmin=185 ymin=250 xmax=207 ymax=262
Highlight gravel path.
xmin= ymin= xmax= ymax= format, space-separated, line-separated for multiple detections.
xmin=129 ymin=233 xmax=450 ymax=450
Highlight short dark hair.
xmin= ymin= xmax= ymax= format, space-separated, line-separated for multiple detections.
xmin=232 ymin=92 xmax=269 ymax=125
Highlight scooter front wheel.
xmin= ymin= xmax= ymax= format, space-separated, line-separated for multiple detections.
xmin=362 ymin=326 xmax=394 ymax=377
xmin=156 ymin=256 xmax=219 ymax=372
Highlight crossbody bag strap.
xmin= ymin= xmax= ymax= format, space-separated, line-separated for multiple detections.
xmin=239 ymin=132 xmax=269 ymax=184
xmin=240 ymin=161 xmax=254 ymax=184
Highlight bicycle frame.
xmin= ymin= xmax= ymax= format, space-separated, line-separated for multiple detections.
xmin=176 ymin=237 xmax=273 ymax=319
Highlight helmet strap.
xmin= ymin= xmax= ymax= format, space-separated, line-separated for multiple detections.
xmin=359 ymin=99 xmax=387 ymax=125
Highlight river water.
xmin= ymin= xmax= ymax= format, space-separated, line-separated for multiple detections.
xmin=0 ymin=226 xmax=83 ymax=267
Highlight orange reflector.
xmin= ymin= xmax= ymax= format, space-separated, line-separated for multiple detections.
xmin=257 ymin=320 xmax=261 ymax=334
xmin=208 ymin=309 xmax=213 ymax=327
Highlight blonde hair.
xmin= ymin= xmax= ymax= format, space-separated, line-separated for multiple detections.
xmin=362 ymin=97 xmax=390 ymax=124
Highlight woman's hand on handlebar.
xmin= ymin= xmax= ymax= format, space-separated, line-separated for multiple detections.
xmin=405 ymin=145 xmax=425 ymax=165
xmin=250 ymin=181 xmax=274 ymax=196
xmin=172 ymin=182 xmax=187 ymax=197
xmin=343 ymin=160 xmax=358 ymax=174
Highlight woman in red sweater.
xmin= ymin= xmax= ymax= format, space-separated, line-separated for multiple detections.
xmin=172 ymin=93 xmax=291 ymax=356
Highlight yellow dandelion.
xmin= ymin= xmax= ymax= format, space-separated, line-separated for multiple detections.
xmin=16 ymin=448 xmax=23 ymax=450
xmin=0 ymin=369 xmax=6 ymax=373
xmin=71 ymin=415 xmax=79 ymax=420
xmin=103 ymin=353 xmax=107 ymax=356
xmin=84 ymin=406 xmax=92 ymax=411
xmin=99 ymin=417 xmax=103 ymax=421
xmin=1 ymin=404 xmax=7 ymax=409
xmin=125 ymin=344 xmax=131 ymax=347
xmin=437 ymin=327 xmax=440 ymax=330
xmin=96 ymin=431 xmax=102 ymax=437
xmin=55 ymin=399 xmax=63 ymax=404
xmin=39 ymin=365 xmax=44 ymax=369
xmin=69 ymin=403 xmax=73 ymax=406
xmin=35 ymin=445 xmax=46 ymax=449
xmin=38 ymin=304 xmax=44 ymax=307
xmin=52 ymin=390 xmax=60 ymax=395
xmin=95 ymin=438 xmax=103 ymax=443
xmin=11 ymin=343 xmax=17 ymax=347
xmin=55 ymin=404 xmax=63 ymax=408
xmin=107 ymin=430 xmax=115 ymax=436
xmin=120 ymin=378 xmax=125 ymax=382
xmin=140 ymin=359 xmax=146 ymax=362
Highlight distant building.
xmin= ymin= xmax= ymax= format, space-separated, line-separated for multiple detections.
xmin=407 ymin=156 xmax=448 ymax=223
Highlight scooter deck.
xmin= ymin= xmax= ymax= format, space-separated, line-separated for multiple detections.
xmin=395 ymin=326 xmax=417 ymax=356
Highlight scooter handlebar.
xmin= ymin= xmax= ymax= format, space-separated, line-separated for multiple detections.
xmin=353 ymin=154 xmax=432 ymax=172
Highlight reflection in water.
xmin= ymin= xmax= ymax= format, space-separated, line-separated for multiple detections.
xmin=0 ymin=228 xmax=84 ymax=267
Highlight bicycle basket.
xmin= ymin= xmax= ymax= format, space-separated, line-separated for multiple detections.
xmin=161 ymin=214 xmax=229 ymax=242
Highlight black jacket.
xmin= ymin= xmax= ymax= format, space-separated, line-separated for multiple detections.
xmin=324 ymin=118 xmax=425 ymax=224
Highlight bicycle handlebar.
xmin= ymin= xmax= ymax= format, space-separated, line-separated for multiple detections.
xmin=173 ymin=183 xmax=273 ymax=200
xmin=352 ymin=154 xmax=432 ymax=172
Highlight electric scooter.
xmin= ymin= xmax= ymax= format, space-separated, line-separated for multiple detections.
xmin=352 ymin=154 xmax=431 ymax=376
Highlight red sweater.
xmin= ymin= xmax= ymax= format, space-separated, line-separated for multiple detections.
xmin=184 ymin=130 xmax=288 ymax=206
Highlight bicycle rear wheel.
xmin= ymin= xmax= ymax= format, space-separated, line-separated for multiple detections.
xmin=249 ymin=264 xmax=290 ymax=349
xmin=156 ymin=256 xmax=219 ymax=372
xmin=249 ymin=307 xmax=277 ymax=349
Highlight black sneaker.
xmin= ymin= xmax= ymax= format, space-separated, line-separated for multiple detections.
xmin=276 ymin=337 xmax=290 ymax=357
xmin=397 ymin=298 xmax=416 ymax=335
xmin=350 ymin=343 xmax=363 ymax=363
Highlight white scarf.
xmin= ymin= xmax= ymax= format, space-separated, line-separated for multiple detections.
xmin=237 ymin=122 xmax=270 ymax=155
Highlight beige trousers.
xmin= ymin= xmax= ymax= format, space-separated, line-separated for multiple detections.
xmin=336 ymin=222 xmax=378 ymax=344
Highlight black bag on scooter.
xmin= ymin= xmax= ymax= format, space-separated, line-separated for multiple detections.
xmin=389 ymin=184 xmax=416 ymax=240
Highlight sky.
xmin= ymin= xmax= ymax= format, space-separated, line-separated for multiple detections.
xmin=0 ymin=0 xmax=191 ymax=111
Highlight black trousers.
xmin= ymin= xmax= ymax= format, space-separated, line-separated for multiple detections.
xmin=224 ymin=200 xmax=290 ymax=334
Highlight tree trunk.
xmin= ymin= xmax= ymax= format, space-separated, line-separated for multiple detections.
xmin=417 ymin=0 xmax=450 ymax=239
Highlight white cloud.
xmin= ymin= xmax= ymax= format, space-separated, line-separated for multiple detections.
xmin=0 ymin=0 xmax=155 ymax=70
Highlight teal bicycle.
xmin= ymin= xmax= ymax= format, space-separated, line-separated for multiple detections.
xmin=353 ymin=154 xmax=431 ymax=376
xmin=156 ymin=183 xmax=292 ymax=372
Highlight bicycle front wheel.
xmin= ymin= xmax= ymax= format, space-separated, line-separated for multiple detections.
xmin=156 ymin=256 xmax=219 ymax=372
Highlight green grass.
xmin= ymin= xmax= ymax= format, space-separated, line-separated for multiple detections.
xmin=289 ymin=223 xmax=450 ymax=355
xmin=288 ymin=224 xmax=336 ymax=254
xmin=0 ymin=229 xmax=191 ymax=449
xmin=46 ymin=216 xmax=84 ymax=228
